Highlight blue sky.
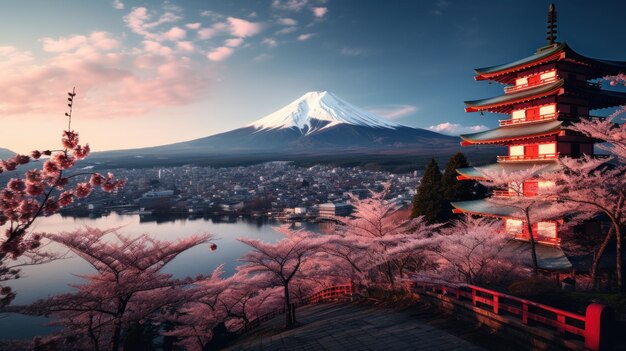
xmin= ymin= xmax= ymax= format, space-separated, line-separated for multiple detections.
xmin=1 ymin=0 xmax=625 ymax=152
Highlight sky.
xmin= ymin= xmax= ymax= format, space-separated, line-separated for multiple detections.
xmin=1 ymin=0 xmax=626 ymax=153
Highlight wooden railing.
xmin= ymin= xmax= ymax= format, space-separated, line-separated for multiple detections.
xmin=238 ymin=283 xmax=353 ymax=334
xmin=505 ymin=75 xmax=559 ymax=94
xmin=492 ymin=190 xmax=518 ymax=198
xmin=411 ymin=280 xmax=586 ymax=340
xmin=499 ymin=112 xmax=558 ymax=126
xmin=497 ymin=153 xmax=559 ymax=162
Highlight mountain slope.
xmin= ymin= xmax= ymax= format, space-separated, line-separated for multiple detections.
xmin=90 ymin=91 xmax=465 ymax=167
xmin=0 ymin=148 xmax=16 ymax=159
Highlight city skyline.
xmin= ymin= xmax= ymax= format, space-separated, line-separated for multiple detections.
xmin=1 ymin=0 xmax=625 ymax=153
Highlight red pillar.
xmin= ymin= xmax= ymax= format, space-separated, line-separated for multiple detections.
xmin=585 ymin=303 xmax=614 ymax=351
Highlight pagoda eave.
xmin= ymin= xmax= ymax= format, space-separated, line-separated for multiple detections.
xmin=464 ymin=80 xmax=564 ymax=113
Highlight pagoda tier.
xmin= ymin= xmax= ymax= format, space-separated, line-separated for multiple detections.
xmin=474 ymin=42 xmax=626 ymax=84
xmin=459 ymin=120 xmax=562 ymax=146
xmin=451 ymin=199 xmax=562 ymax=246
xmin=456 ymin=162 xmax=561 ymax=181
xmin=465 ymin=80 xmax=626 ymax=114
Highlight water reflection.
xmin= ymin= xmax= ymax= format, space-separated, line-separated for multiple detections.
xmin=0 ymin=213 xmax=321 ymax=340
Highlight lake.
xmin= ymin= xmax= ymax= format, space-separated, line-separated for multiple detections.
xmin=0 ymin=213 xmax=323 ymax=340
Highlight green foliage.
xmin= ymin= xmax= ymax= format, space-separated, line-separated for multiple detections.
xmin=440 ymin=152 xmax=487 ymax=221
xmin=411 ymin=158 xmax=444 ymax=223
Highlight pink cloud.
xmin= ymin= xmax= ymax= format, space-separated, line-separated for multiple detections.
xmin=197 ymin=22 xmax=227 ymax=40
xmin=186 ymin=22 xmax=201 ymax=30
xmin=312 ymin=7 xmax=328 ymax=18
xmin=161 ymin=26 xmax=186 ymax=41
xmin=42 ymin=32 xmax=119 ymax=53
xmin=427 ymin=122 xmax=488 ymax=135
xmin=227 ymin=17 xmax=263 ymax=38
xmin=142 ymin=40 xmax=172 ymax=55
xmin=207 ymin=46 xmax=234 ymax=61
xmin=0 ymin=32 xmax=212 ymax=119
xmin=123 ymin=7 xmax=182 ymax=41
xmin=224 ymin=38 xmax=244 ymax=47
xmin=112 ymin=0 xmax=124 ymax=10
xmin=176 ymin=41 xmax=195 ymax=52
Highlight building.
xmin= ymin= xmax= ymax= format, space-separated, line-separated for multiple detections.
xmin=319 ymin=203 xmax=352 ymax=217
xmin=451 ymin=4 xmax=626 ymax=270
xmin=138 ymin=190 xmax=175 ymax=210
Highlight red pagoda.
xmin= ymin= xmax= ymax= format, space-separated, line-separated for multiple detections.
xmin=451 ymin=4 xmax=626 ymax=270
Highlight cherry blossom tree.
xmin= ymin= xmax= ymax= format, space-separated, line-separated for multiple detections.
xmin=237 ymin=226 xmax=328 ymax=329
xmin=0 ymin=89 xmax=124 ymax=308
xmin=27 ymin=227 xmax=212 ymax=351
xmin=539 ymin=104 xmax=626 ymax=291
xmin=325 ymin=186 xmax=440 ymax=289
xmin=480 ymin=166 xmax=573 ymax=274
xmin=428 ymin=215 xmax=525 ymax=285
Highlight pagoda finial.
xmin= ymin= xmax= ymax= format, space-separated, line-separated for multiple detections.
xmin=546 ymin=3 xmax=557 ymax=45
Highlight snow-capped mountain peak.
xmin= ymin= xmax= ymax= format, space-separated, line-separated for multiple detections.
xmin=247 ymin=91 xmax=402 ymax=134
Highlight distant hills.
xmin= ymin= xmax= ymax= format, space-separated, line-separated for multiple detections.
xmin=87 ymin=91 xmax=497 ymax=171
xmin=0 ymin=148 xmax=16 ymax=160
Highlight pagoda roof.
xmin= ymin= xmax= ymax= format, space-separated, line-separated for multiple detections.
xmin=451 ymin=199 xmax=522 ymax=218
xmin=567 ymin=85 xmax=626 ymax=110
xmin=475 ymin=42 xmax=626 ymax=83
xmin=502 ymin=241 xmax=572 ymax=271
xmin=464 ymin=79 xmax=564 ymax=113
xmin=460 ymin=120 xmax=562 ymax=145
xmin=456 ymin=162 xmax=561 ymax=180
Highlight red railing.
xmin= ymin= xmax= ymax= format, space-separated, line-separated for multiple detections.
xmin=499 ymin=112 xmax=558 ymax=126
xmin=497 ymin=153 xmax=559 ymax=162
xmin=504 ymin=75 xmax=558 ymax=94
xmin=238 ymin=283 xmax=353 ymax=333
xmin=411 ymin=280 xmax=586 ymax=340
xmin=492 ymin=190 xmax=518 ymax=198
xmin=514 ymin=233 xmax=561 ymax=245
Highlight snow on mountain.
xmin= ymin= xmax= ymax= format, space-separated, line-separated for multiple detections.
xmin=247 ymin=91 xmax=401 ymax=134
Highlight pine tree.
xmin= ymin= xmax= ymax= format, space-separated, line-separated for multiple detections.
xmin=411 ymin=158 xmax=444 ymax=223
xmin=440 ymin=152 xmax=486 ymax=221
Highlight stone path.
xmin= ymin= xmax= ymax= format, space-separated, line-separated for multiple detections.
xmin=223 ymin=303 xmax=487 ymax=351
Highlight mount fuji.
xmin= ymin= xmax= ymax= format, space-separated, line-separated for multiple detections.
xmin=90 ymin=91 xmax=468 ymax=168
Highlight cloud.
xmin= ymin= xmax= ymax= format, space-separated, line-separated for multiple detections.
xmin=367 ymin=105 xmax=417 ymax=120
xmin=297 ymin=33 xmax=315 ymax=41
xmin=253 ymin=53 xmax=272 ymax=62
xmin=0 ymin=27 xmax=212 ymax=119
xmin=224 ymin=38 xmax=244 ymax=47
xmin=123 ymin=7 xmax=182 ymax=41
xmin=427 ymin=122 xmax=488 ymax=135
xmin=312 ymin=7 xmax=328 ymax=18
xmin=160 ymin=26 xmax=186 ymax=41
xmin=142 ymin=40 xmax=172 ymax=55
xmin=185 ymin=22 xmax=201 ymax=30
xmin=176 ymin=41 xmax=195 ymax=52
xmin=42 ymin=32 xmax=119 ymax=53
xmin=277 ymin=18 xmax=298 ymax=26
xmin=272 ymin=0 xmax=308 ymax=11
xmin=275 ymin=27 xmax=297 ymax=35
xmin=207 ymin=46 xmax=234 ymax=61
xmin=262 ymin=38 xmax=278 ymax=48
xmin=340 ymin=47 xmax=363 ymax=56
xmin=227 ymin=17 xmax=263 ymax=37
xmin=112 ymin=0 xmax=124 ymax=10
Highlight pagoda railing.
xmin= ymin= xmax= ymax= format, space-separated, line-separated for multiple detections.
xmin=492 ymin=190 xmax=518 ymax=198
xmin=499 ymin=112 xmax=558 ymax=126
xmin=504 ymin=75 xmax=558 ymax=94
xmin=514 ymin=233 xmax=561 ymax=246
xmin=497 ymin=153 xmax=559 ymax=162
